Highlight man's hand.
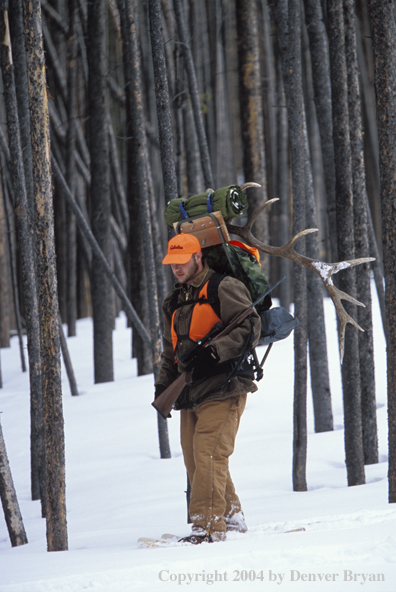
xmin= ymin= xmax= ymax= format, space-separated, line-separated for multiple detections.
xmin=154 ymin=384 xmax=172 ymax=417
xmin=154 ymin=384 xmax=167 ymax=399
xmin=192 ymin=346 xmax=220 ymax=380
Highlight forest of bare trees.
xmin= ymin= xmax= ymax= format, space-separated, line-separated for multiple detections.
xmin=0 ymin=0 xmax=395 ymax=552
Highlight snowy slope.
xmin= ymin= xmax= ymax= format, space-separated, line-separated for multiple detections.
xmin=0 ymin=287 xmax=395 ymax=592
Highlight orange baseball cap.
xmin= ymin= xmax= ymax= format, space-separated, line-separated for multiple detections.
xmin=162 ymin=234 xmax=201 ymax=264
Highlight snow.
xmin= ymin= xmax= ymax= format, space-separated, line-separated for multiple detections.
xmin=311 ymin=260 xmax=353 ymax=285
xmin=0 ymin=283 xmax=395 ymax=592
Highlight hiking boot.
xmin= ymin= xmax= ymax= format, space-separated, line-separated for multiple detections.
xmin=178 ymin=533 xmax=213 ymax=545
xmin=224 ymin=511 xmax=248 ymax=533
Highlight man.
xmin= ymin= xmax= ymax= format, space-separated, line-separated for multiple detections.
xmin=155 ymin=233 xmax=261 ymax=544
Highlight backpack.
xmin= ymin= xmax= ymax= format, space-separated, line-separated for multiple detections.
xmin=202 ymin=240 xmax=272 ymax=315
xmin=203 ymin=242 xmax=299 ymax=345
xmin=164 ymin=185 xmax=248 ymax=227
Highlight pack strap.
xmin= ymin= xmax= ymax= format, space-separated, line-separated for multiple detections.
xmin=179 ymin=201 xmax=192 ymax=221
xmin=169 ymin=273 xmax=225 ymax=316
xmin=170 ymin=295 xmax=212 ymax=312
xmin=206 ymin=192 xmax=214 ymax=213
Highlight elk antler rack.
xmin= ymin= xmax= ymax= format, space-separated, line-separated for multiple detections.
xmin=226 ymin=191 xmax=375 ymax=362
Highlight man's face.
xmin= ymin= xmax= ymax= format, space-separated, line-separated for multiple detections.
xmin=171 ymin=252 xmax=203 ymax=284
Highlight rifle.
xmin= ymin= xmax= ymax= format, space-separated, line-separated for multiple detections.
xmin=152 ymin=275 xmax=286 ymax=420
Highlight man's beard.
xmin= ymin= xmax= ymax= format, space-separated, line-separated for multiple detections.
xmin=183 ymin=257 xmax=199 ymax=284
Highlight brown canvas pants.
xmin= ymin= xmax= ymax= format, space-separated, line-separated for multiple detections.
xmin=180 ymin=394 xmax=247 ymax=541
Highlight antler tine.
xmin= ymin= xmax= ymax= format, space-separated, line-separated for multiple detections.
xmin=240 ymin=182 xmax=262 ymax=190
xmin=285 ymin=228 xmax=319 ymax=250
xmin=326 ymin=283 xmax=366 ymax=363
xmin=226 ymin=199 xmax=376 ymax=363
xmin=244 ymin=198 xmax=279 ymax=233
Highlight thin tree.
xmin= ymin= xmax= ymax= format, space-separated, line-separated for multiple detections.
xmin=117 ymin=0 xmax=152 ymax=376
xmin=269 ymin=0 xmax=309 ymax=490
xmin=236 ymin=0 xmax=268 ymax=255
xmin=368 ymin=0 xmax=396 ymax=502
xmin=344 ymin=0 xmax=378 ymax=465
xmin=87 ymin=0 xmax=114 ymax=384
xmin=23 ymin=0 xmax=68 ymax=550
xmin=287 ymin=0 xmax=308 ymax=492
xmin=65 ymin=0 xmax=78 ymax=337
xmin=327 ymin=0 xmax=365 ymax=486
xmin=0 ymin=420 xmax=28 ymax=547
xmin=119 ymin=0 xmax=170 ymax=459
xmin=148 ymin=0 xmax=178 ymax=206
xmin=301 ymin=10 xmax=333 ymax=434
xmin=148 ymin=0 xmax=176 ymax=310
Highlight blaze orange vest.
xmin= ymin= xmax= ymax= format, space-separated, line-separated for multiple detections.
xmin=171 ymin=278 xmax=222 ymax=352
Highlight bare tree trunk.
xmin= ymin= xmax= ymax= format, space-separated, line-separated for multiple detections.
xmin=344 ymin=0 xmax=378 ymax=465
xmin=66 ymin=0 xmax=78 ymax=337
xmin=147 ymin=0 xmax=174 ymax=305
xmin=301 ymin=11 xmax=333 ymax=434
xmin=148 ymin=0 xmax=178 ymax=207
xmin=0 ymin=421 xmax=28 ymax=547
xmin=87 ymin=0 xmax=114 ymax=384
xmin=236 ymin=0 xmax=268 ymax=262
xmin=0 ymin=176 xmax=11 ymax=349
xmin=327 ymin=0 xmax=365 ymax=486
xmin=288 ymin=0 xmax=308 ymax=493
xmin=368 ymin=0 xmax=396 ymax=502
xmin=23 ymin=0 xmax=68 ymax=551
xmin=269 ymin=0 xmax=308 ymax=489
xmin=119 ymin=0 xmax=170 ymax=459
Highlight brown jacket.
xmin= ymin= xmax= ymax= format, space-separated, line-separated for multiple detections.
xmin=155 ymin=263 xmax=261 ymax=410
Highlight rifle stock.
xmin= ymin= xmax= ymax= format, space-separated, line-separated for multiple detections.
xmin=153 ymin=275 xmax=286 ymax=419
xmin=152 ymin=369 xmax=193 ymax=419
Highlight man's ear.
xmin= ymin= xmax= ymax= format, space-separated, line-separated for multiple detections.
xmin=195 ymin=251 xmax=203 ymax=264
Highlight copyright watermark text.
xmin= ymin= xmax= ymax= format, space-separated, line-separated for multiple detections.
xmin=158 ymin=569 xmax=385 ymax=586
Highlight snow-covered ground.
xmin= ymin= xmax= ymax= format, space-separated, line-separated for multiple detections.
xmin=0 ymin=284 xmax=394 ymax=592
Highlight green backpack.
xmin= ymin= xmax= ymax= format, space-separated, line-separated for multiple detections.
xmin=202 ymin=243 xmax=299 ymax=348
xmin=202 ymin=241 xmax=272 ymax=315
xmin=164 ymin=185 xmax=248 ymax=227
